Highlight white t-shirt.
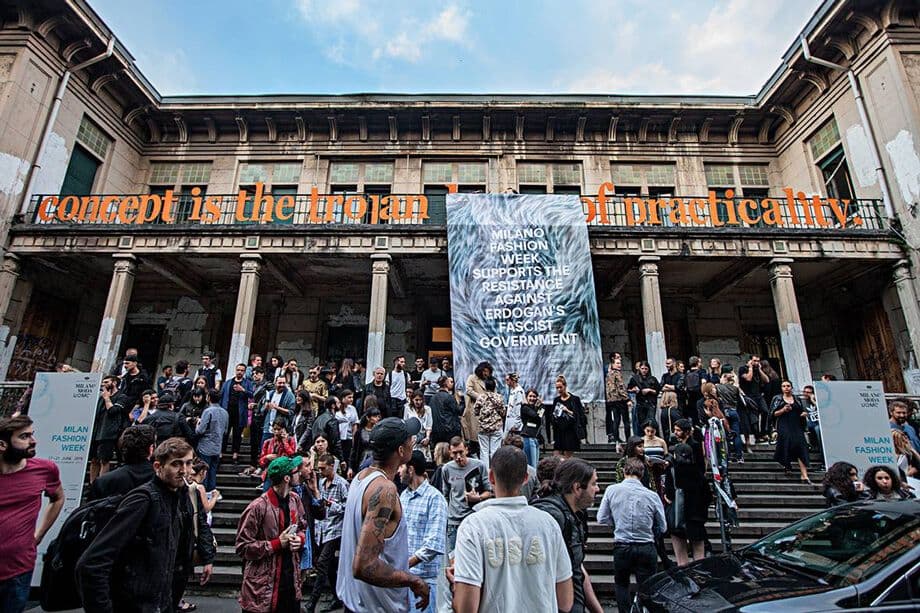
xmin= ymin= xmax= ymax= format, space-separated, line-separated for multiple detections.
xmin=336 ymin=405 xmax=359 ymax=441
xmin=454 ymin=496 xmax=572 ymax=612
xmin=388 ymin=369 xmax=408 ymax=401
xmin=421 ymin=368 xmax=443 ymax=396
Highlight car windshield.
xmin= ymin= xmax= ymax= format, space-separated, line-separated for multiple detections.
xmin=746 ymin=502 xmax=920 ymax=587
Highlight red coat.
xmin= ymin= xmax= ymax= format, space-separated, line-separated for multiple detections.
xmin=236 ymin=487 xmax=307 ymax=612
xmin=259 ymin=436 xmax=296 ymax=468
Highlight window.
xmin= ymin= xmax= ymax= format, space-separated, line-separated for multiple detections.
xmin=60 ymin=116 xmax=113 ymax=196
xmin=517 ymin=161 xmax=583 ymax=194
xmin=748 ymin=505 xmax=920 ymax=588
xmin=326 ymin=161 xmax=394 ymax=224
xmin=149 ymin=162 xmax=213 ymax=223
xmin=422 ymin=161 xmax=488 ymax=223
xmin=75 ymin=116 xmax=111 ymax=160
xmin=809 ymin=118 xmax=841 ymax=161
xmin=808 ymin=118 xmax=855 ymax=217
xmin=237 ymin=162 xmax=301 ymax=225
xmin=610 ymin=163 xmax=675 ymax=196
xmin=705 ymin=162 xmax=770 ymax=225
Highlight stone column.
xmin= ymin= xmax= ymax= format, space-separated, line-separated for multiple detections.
xmin=0 ymin=254 xmax=22 ymax=380
xmin=0 ymin=253 xmax=21 ymax=325
xmin=365 ymin=254 xmax=391 ymax=382
xmin=639 ymin=256 xmax=668 ymax=374
xmin=893 ymin=259 xmax=920 ymax=369
xmin=769 ymin=258 xmax=812 ymax=392
xmin=91 ymin=254 xmax=137 ymax=373
xmin=227 ymin=254 xmax=262 ymax=372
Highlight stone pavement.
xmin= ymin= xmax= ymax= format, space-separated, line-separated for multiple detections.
xmin=26 ymin=596 xmax=239 ymax=612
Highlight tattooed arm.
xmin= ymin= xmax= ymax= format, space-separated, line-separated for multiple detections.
xmin=353 ymin=477 xmax=430 ymax=609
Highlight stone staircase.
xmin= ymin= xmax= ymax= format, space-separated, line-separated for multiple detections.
xmin=192 ymin=442 xmax=827 ymax=597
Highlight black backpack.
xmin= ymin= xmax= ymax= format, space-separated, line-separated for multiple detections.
xmin=683 ymin=370 xmax=702 ymax=394
xmin=40 ymin=487 xmax=160 ymax=611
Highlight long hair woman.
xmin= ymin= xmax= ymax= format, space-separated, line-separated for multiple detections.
xmin=822 ymin=461 xmax=869 ymax=507
xmin=771 ymin=380 xmax=811 ymax=483
xmin=551 ymin=374 xmax=586 ymax=459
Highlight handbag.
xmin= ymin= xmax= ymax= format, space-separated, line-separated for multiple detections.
xmin=738 ymin=388 xmax=763 ymax=415
xmin=665 ymin=468 xmax=686 ymax=532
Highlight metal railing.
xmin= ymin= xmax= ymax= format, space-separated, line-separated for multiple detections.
xmin=23 ymin=193 xmax=887 ymax=232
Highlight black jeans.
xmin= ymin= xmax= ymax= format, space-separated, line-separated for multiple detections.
xmin=224 ymin=405 xmax=242 ymax=456
xmin=606 ymin=400 xmax=629 ymax=441
xmin=249 ymin=417 xmax=264 ymax=467
xmin=311 ymin=537 xmax=341 ymax=602
xmin=613 ymin=542 xmax=657 ymax=613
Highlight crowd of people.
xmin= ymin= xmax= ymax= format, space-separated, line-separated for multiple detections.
xmin=0 ymin=346 xmax=918 ymax=612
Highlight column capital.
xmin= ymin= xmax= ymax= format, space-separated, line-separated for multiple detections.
xmin=638 ymin=257 xmax=660 ymax=276
xmin=112 ymin=253 xmax=137 ymax=274
xmin=769 ymin=257 xmax=793 ymax=281
xmin=240 ymin=253 xmax=262 ymax=274
xmin=0 ymin=253 xmax=21 ymax=276
xmin=371 ymin=253 xmax=391 ymax=274
xmin=893 ymin=259 xmax=912 ymax=284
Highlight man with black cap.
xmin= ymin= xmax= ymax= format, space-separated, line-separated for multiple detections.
xmin=399 ymin=450 xmax=447 ymax=613
xmin=336 ymin=417 xmax=429 ymax=612
xmin=236 ymin=455 xmax=307 ymax=613
xmin=118 ymin=354 xmax=148 ymax=410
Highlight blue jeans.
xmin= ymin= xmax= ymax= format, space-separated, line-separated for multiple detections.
xmin=523 ymin=436 xmax=539 ymax=469
xmin=0 ymin=570 xmax=32 ymax=613
xmin=447 ymin=524 xmax=459 ymax=554
xmin=201 ymin=453 xmax=220 ymax=491
xmin=724 ymin=408 xmax=743 ymax=459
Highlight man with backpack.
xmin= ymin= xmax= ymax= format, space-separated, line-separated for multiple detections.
xmin=162 ymin=360 xmax=193 ymax=406
xmin=531 ymin=458 xmax=604 ymax=613
xmin=76 ymin=437 xmax=215 ymax=613
xmin=88 ymin=425 xmax=156 ymax=501
xmin=136 ymin=390 xmax=195 ymax=445
xmin=0 ymin=415 xmax=64 ymax=613
xmin=303 ymin=396 xmax=344 ymax=460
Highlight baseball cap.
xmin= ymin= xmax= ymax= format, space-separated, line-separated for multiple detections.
xmin=369 ymin=417 xmax=421 ymax=453
xmin=122 ymin=354 xmax=137 ymax=362
xmin=406 ymin=450 xmax=427 ymax=475
xmin=266 ymin=455 xmax=303 ymax=481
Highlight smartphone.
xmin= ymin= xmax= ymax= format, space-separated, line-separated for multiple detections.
xmin=284 ymin=523 xmax=298 ymax=536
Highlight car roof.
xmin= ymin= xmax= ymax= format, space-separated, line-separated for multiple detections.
xmin=836 ymin=499 xmax=920 ymax=518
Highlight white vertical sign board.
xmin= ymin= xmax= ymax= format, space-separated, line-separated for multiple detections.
xmin=29 ymin=371 xmax=101 ymax=586
xmin=814 ymin=380 xmax=897 ymax=475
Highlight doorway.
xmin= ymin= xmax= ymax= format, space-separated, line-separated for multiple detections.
xmin=120 ymin=324 xmax=165 ymax=376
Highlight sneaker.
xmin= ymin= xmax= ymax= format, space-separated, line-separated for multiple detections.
xmin=607 ymin=434 xmax=616 ymax=443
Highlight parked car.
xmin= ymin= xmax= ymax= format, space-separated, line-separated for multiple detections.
xmin=634 ymin=499 xmax=920 ymax=612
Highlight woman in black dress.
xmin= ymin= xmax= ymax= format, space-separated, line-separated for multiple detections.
xmin=551 ymin=374 xmax=585 ymax=458
xmin=771 ymin=380 xmax=811 ymax=483
xmin=627 ymin=361 xmax=660 ymax=438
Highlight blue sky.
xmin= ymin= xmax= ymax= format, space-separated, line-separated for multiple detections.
xmin=88 ymin=0 xmax=821 ymax=96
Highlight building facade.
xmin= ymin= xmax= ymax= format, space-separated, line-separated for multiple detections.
xmin=1 ymin=0 xmax=920 ymax=414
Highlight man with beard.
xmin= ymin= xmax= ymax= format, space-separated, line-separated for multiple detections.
xmin=0 ymin=416 xmax=65 ymax=613
xmin=77 ymin=437 xmax=214 ymax=613
xmin=398 ymin=450 xmax=447 ymax=613
xmin=531 ymin=458 xmax=603 ymax=613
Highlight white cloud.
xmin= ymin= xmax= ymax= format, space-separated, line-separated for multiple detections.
xmin=292 ymin=1 xmax=470 ymax=65
xmin=559 ymin=0 xmax=815 ymax=95
xmin=135 ymin=49 xmax=198 ymax=95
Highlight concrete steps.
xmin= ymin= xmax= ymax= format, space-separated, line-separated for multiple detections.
xmin=196 ymin=442 xmax=827 ymax=598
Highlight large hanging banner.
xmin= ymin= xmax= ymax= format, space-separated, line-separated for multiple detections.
xmin=814 ymin=380 xmax=897 ymax=475
xmin=447 ymin=193 xmax=604 ymax=402
xmin=29 ymin=371 xmax=101 ymax=585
